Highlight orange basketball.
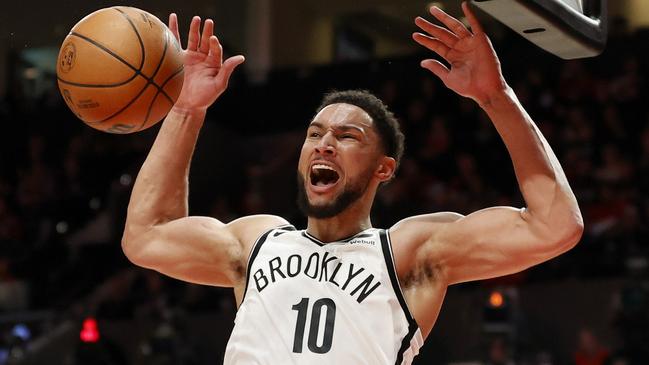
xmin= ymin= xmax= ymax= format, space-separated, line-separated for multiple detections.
xmin=56 ymin=7 xmax=184 ymax=134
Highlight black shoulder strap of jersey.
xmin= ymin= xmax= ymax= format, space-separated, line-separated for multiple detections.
xmin=379 ymin=229 xmax=420 ymax=365
xmin=240 ymin=224 xmax=295 ymax=304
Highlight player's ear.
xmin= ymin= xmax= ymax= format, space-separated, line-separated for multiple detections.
xmin=376 ymin=156 xmax=396 ymax=182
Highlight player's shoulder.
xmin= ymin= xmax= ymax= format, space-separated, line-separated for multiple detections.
xmin=227 ymin=214 xmax=291 ymax=229
xmin=390 ymin=212 xmax=464 ymax=232
xmin=389 ymin=212 xmax=464 ymax=247
xmin=226 ymin=215 xmax=292 ymax=247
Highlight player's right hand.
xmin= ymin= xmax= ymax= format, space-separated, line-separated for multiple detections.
xmin=412 ymin=2 xmax=506 ymax=107
xmin=168 ymin=14 xmax=245 ymax=112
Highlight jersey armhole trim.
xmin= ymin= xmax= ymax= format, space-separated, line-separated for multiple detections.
xmin=379 ymin=229 xmax=421 ymax=365
xmin=240 ymin=224 xmax=295 ymax=304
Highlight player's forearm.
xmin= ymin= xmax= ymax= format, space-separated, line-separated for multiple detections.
xmin=481 ymin=87 xmax=583 ymax=240
xmin=125 ymin=107 xmax=206 ymax=230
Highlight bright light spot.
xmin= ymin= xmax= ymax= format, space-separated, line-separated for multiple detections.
xmin=55 ymin=221 xmax=68 ymax=234
xmin=11 ymin=324 xmax=31 ymax=341
xmin=23 ymin=67 xmax=39 ymax=80
xmin=489 ymin=291 xmax=505 ymax=308
xmin=562 ymin=0 xmax=583 ymax=13
xmin=427 ymin=2 xmax=444 ymax=11
xmin=80 ymin=317 xmax=100 ymax=343
xmin=120 ymin=174 xmax=132 ymax=186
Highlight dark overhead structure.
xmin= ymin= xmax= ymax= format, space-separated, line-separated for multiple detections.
xmin=471 ymin=0 xmax=607 ymax=59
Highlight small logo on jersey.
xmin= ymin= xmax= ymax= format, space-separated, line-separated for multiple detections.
xmin=348 ymin=239 xmax=375 ymax=246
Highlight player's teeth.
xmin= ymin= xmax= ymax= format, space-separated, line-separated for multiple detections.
xmin=312 ymin=164 xmax=334 ymax=171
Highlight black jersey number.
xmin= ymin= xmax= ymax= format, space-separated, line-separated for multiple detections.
xmin=291 ymin=297 xmax=336 ymax=354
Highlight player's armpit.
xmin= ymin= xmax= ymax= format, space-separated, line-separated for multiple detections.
xmin=122 ymin=214 xmax=288 ymax=287
xmin=389 ymin=212 xmax=464 ymax=285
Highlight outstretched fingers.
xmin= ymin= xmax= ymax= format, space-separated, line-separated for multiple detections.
xmin=461 ymin=1 xmax=484 ymax=35
xmin=205 ymin=35 xmax=245 ymax=84
xmin=217 ymin=55 xmax=246 ymax=85
xmin=199 ymin=19 xmax=214 ymax=53
xmin=415 ymin=16 xmax=458 ymax=46
xmin=206 ymin=36 xmax=223 ymax=66
xmin=429 ymin=6 xmax=471 ymax=39
xmin=412 ymin=33 xmax=451 ymax=62
xmin=168 ymin=13 xmax=181 ymax=44
xmin=420 ymin=59 xmax=450 ymax=83
xmin=187 ymin=16 xmax=201 ymax=51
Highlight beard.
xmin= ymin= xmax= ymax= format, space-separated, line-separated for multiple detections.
xmin=296 ymin=167 xmax=373 ymax=219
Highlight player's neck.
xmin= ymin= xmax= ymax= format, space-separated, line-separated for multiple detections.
xmin=306 ymin=181 xmax=379 ymax=242
xmin=306 ymin=210 xmax=372 ymax=243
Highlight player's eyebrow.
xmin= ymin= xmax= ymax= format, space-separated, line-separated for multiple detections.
xmin=337 ymin=125 xmax=365 ymax=133
xmin=308 ymin=121 xmax=366 ymax=134
xmin=308 ymin=121 xmax=325 ymax=129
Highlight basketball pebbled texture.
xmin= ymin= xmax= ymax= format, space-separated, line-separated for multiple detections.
xmin=57 ymin=6 xmax=184 ymax=134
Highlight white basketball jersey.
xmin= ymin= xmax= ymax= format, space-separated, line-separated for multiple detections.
xmin=224 ymin=225 xmax=423 ymax=364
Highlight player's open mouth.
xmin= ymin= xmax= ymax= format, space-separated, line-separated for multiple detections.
xmin=310 ymin=163 xmax=340 ymax=188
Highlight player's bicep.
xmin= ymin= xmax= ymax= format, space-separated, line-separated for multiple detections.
xmin=434 ymin=206 xmax=568 ymax=285
xmin=122 ymin=216 xmax=244 ymax=287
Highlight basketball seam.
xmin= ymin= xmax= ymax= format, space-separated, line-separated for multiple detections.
xmin=89 ymin=82 xmax=154 ymax=124
xmin=154 ymin=33 xmax=182 ymax=106
xmin=142 ymin=32 xmax=179 ymax=105
xmin=137 ymin=66 xmax=184 ymax=131
xmin=57 ymin=73 xmax=139 ymax=88
xmin=67 ymin=32 xmax=141 ymax=74
xmin=158 ymin=66 xmax=184 ymax=102
xmin=138 ymin=30 xmax=173 ymax=130
xmin=113 ymin=8 xmax=176 ymax=102
xmin=113 ymin=7 xmax=156 ymax=129
xmin=112 ymin=7 xmax=146 ymax=71
xmin=114 ymin=7 xmax=179 ymax=130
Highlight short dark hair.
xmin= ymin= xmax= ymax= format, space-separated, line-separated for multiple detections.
xmin=316 ymin=90 xmax=405 ymax=171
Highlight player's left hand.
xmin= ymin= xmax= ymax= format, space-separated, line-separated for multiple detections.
xmin=413 ymin=1 xmax=507 ymax=106
xmin=168 ymin=14 xmax=245 ymax=112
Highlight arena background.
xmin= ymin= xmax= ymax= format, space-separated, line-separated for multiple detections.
xmin=0 ymin=0 xmax=648 ymax=364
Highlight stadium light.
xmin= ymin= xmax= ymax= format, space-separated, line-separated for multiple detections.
xmin=80 ymin=317 xmax=100 ymax=343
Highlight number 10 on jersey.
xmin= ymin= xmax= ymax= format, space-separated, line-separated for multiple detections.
xmin=292 ymin=297 xmax=336 ymax=354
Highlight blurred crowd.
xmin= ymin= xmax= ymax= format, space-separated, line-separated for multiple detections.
xmin=0 ymin=17 xmax=648 ymax=365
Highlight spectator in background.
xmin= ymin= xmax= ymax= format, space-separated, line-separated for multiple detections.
xmin=612 ymin=265 xmax=649 ymax=365
xmin=0 ymin=256 xmax=29 ymax=311
xmin=573 ymin=328 xmax=610 ymax=365
xmin=484 ymin=337 xmax=514 ymax=365
xmin=0 ymin=196 xmax=23 ymax=248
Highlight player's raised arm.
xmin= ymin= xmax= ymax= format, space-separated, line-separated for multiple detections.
xmin=121 ymin=15 xmax=285 ymax=289
xmin=393 ymin=2 xmax=583 ymax=285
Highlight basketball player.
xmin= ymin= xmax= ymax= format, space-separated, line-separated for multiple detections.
xmin=121 ymin=2 xmax=583 ymax=364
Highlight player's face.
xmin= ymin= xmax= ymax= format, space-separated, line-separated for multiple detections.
xmin=297 ymin=103 xmax=384 ymax=218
